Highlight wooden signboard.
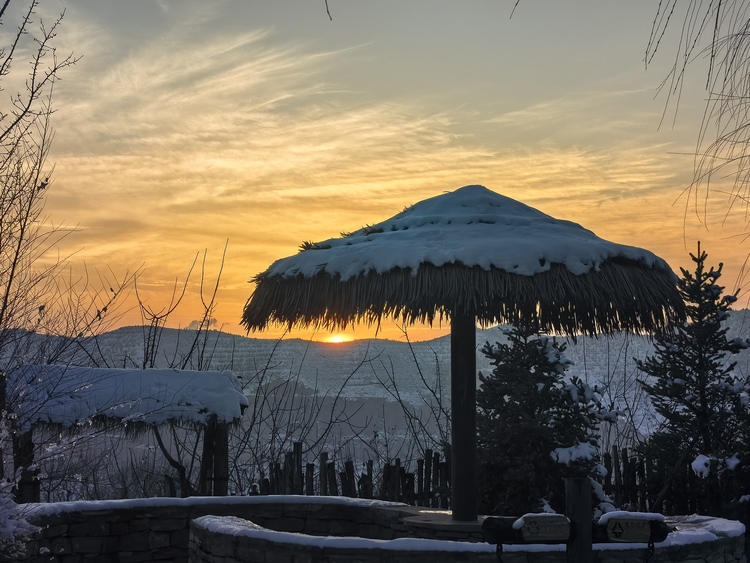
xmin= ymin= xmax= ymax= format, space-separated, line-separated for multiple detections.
xmin=519 ymin=515 xmax=571 ymax=543
xmin=605 ymin=518 xmax=651 ymax=543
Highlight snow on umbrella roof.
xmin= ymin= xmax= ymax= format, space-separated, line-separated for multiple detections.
xmin=9 ymin=365 xmax=249 ymax=433
xmin=242 ymin=185 xmax=683 ymax=335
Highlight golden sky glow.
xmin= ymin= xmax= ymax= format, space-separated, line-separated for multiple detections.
xmin=33 ymin=1 xmax=750 ymax=341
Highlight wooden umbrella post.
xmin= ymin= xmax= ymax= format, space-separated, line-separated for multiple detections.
xmin=450 ymin=311 xmax=477 ymax=521
xmin=565 ymin=477 xmax=593 ymax=563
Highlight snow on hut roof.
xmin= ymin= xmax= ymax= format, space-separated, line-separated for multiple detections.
xmin=266 ymin=185 xmax=669 ymax=280
xmin=10 ymin=365 xmax=249 ymax=432
xmin=243 ymin=185 xmax=683 ymax=335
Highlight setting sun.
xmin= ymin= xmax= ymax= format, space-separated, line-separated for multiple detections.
xmin=325 ymin=334 xmax=353 ymax=344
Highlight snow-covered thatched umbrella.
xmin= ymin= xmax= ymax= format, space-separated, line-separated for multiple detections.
xmin=241 ymin=184 xmax=683 ymax=521
xmin=9 ymin=365 xmax=249 ymax=501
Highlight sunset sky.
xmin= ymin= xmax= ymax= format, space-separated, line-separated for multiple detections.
xmin=32 ymin=0 xmax=750 ymax=341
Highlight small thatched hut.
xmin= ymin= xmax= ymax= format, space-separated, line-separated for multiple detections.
xmin=8 ymin=365 xmax=248 ymax=502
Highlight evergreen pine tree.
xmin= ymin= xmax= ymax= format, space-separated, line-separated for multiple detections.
xmin=637 ymin=243 xmax=748 ymax=515
xmin=637 ymin=244 xmax=743 ymax=454
xmin=477 ymin=318 xmax=605 ymax=515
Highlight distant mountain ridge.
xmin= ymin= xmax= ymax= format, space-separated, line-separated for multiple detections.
xmin=87 ymin=309 xmax=750 ymax=407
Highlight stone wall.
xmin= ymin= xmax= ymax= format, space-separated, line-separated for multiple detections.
xmin=16 ymin=497 xmax=747 ymax=563
xmin=189 ymin=514 xmax=747 ymax=563
xmin=19 ymin=497 xmax=427 ymax=563
xmin=190 ymin=516 xmax=500 ymax=563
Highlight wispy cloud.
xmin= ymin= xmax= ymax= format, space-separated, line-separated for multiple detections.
xmin=38 ymin=3 xmax=740 ymax=335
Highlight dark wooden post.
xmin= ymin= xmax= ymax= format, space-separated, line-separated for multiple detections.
xmin=213 ymin=421 xmax=229 ymax=496
xmin=305 ymin=463 xmax=315 ymax=495
xmin=417 ymin=458 xmax=424 ymax=506
xmin=164 ymin=474 xmax=177 ymax=497
xmin=364 ymin=459 xmax=373 ymax=498
xmin=612 ymin=446 xmax=622 ymax=505
xmin=394 ymin=458 xmax=401 ymax=501
xmin=603 ymin=451 xmax=612 ymax=495
xmin=432 ymin=451 xmax=440 ymax=508
xmin=319 ymin=452 xmax=328 ymax=496
xmin=424 ymin=448 xmax=433 ymax=506
xmin=326 ymin=461 xmax=338 ymax=495
xmin=0 ymin=373 xmax=5 ymax=480
xmin=284 ymin=452 xmax=295 ymax=494
xmin=339 ymin=470 xmax=350 ymax=497
xmin=260 ymin=477 xmax=270 ymax=495
xmin=637 ymin=457 xmax=646 ymax=511
xmin=450 ymin=311 xmax=477 ymax=520
xmin=565 ymin=478 xmax=593 ymax=563
xmin=199 ymin=415 xmax=219 ymax=495
xmin=439 ymin=461 xmax=450 ymax=509
xmin=13 ymin=430 xmax=38 ymax=503
xmin=293 ymin=442 xmax=303 ymax=494
xmin=344 ymin=460 xmax=357 ymax=498
xmin=380 ymin=464 xmax=389 ymax=499
xmin=386 ymin=463 xmax=397 ymax=500
xmin=404 ymin=472 xmax=415 ymax=505
xmin=272 ymin=462 xmax=281 ymax=494
xmin=622 ymin=448 xmax=633 ymax=506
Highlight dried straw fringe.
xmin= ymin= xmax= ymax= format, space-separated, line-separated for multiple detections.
xmin=242 ymin=259 xmax=684 ymax=336
xmin=32 ymin=415 xmax=245 ymax=436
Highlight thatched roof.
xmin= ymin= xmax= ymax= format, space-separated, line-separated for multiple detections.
xmin=242 ymin=185 xmax=684 ymax=335
xmin=9 ymin=365 xmax=249 ymax=433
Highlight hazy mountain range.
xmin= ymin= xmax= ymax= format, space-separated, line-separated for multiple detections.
xmin=86 ymin=309 xmax=750 ymax=411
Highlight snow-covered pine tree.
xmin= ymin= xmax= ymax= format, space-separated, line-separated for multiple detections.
xmin=476 ymin=318 xmax=605 ymax=515
xmin=637 ymin=243 xmax=748 ymax=515
xmin=638 ymin=244 xmax=744 ymax=453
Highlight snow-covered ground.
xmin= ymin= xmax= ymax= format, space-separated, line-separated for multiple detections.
xmin=8 ymin=308 xmax=750 ymax=501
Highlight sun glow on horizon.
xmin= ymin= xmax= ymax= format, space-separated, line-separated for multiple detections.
xmin=325 ymin=334 xmax=354 ymax=344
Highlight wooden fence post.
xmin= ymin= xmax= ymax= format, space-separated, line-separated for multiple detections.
xmin=305 ymin=463 xmax=315 ymax=495
xmin=284 ymin=452 xmax=294 ymax=494
xmin=198 ymin=418 xmax=215 ymax=496
xmin=197 ymin=414 xmax=229 ymax=496
xmin=637 ymin=458 xmax=646 ymax=511
xmin=431 ymin=451 xmax=440 ymax=508
xmin=272 ymin=462 xmax=281 ymax=494
xmin=344 ymin=460 xmax=357 ymax=498
xmin=404 ymin=473 xmax=415 ymax=505
xmin=292 ymin=442 xmax=303 ymax=494
xmin=13 ymin=430 xmax=39 ymax=503
xmin=339 ymin=470 xmax=350 ymax=497
xmin=603 ymin=451 xmax=612 ymax=496
xmin=424 ymin=449 xmax=433 ymax=506
xmin=394 ymin=459 xmax=401 ymax=501
xmin=260 ymin=477 xmax=270 ymax=495
xmin=439 ymin=461 xmax=450 ymax=509
xmin=362 ymin=460 xmax=373 ymax=499
xmin=213 ymin=421 xmax=229 ymax=496
xmin=319 ymin=452 xmax=328 ymax=496
xmin=326 ymin=461 xmax=339 ymax=496
xmin=417 ymin=458 xmax=424 ymax=506
xmin=380 ymin=464 xmax=390 ymax=500
xmin=612 ymin=446 xmax=622 ymax=505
